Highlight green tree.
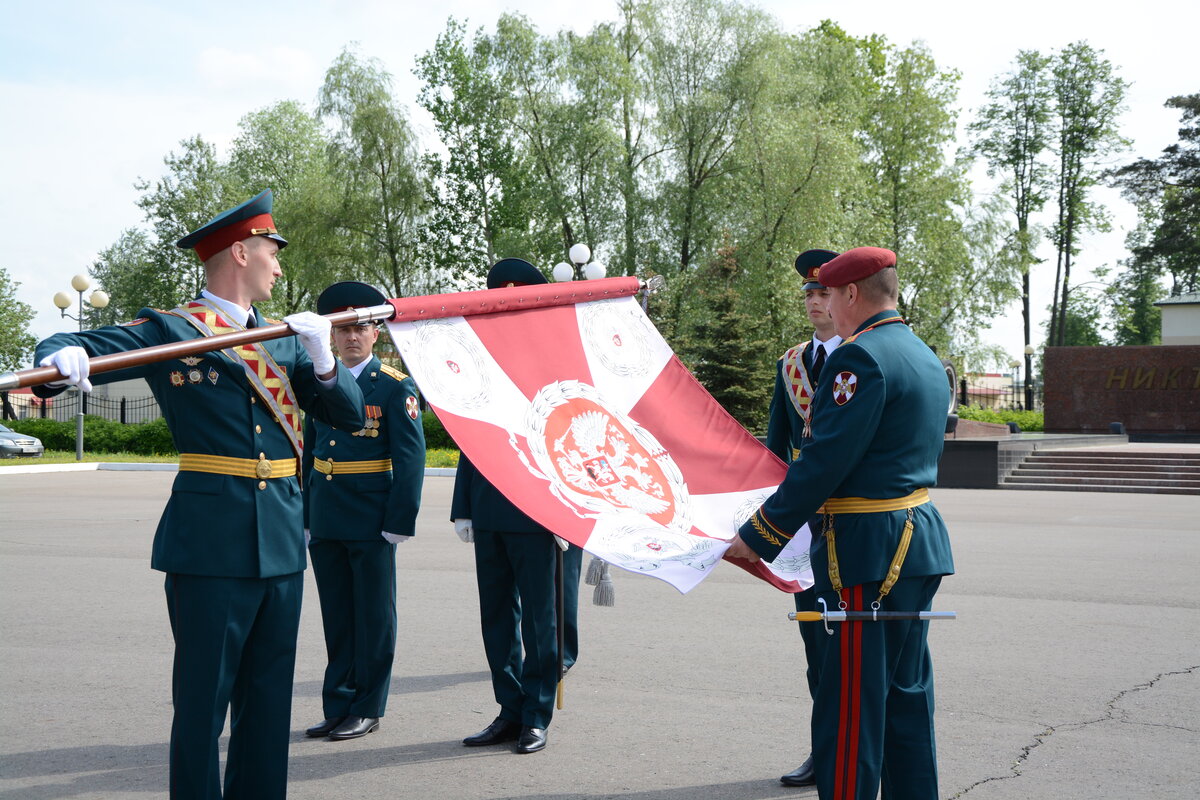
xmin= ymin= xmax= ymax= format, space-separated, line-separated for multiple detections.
xmin=88 ymin=228 xmax=164 ymax=322
xmin=134 ymin=136 xmax=237 ymax=306
xmin=319 ymin=47 xmax=429 ymax=298
xmin=1046 ymin=41 xmax=1129 ymax=346
xmin=1109 ymin=93 xmax=1200 ymax=297
xmin=416 ymin=20 xmax=524 ymax=279
xmin=677 ymin=237 xmax=772 ymax=432
xmin=0 ymin=267 xmax=37 ymax=372
xmin=228 ymin=101 xmax=341 ymax=315
xmin=970 ymin=49 xmax=1053 ymax=373
xmin=1043 ymin=290 xmax=1105 ymax=346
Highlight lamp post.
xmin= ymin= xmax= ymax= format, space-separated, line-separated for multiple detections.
xmin=1023 ymin=344 xmax=1035 ymax=411
xmin=52 ymin=274 xmax=109 ymax=461
xmin=553 ymin=243 xmax=607 ymax=284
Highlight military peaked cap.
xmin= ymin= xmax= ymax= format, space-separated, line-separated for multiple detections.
xmin=794 ymin=249 xmax=840 ymax=290
xmin=176 ymin=189 xmax=288 ymax=262
xmin=317 ymin=281 xmax=388 ymax=316
xmin=487 ymin=258 xmax=548 ymax=289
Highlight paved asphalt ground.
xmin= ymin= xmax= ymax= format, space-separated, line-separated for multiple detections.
xmin=1 ymin=471 xmax=1197 ymax=799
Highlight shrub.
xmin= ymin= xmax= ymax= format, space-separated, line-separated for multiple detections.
xmin=955 ymin=405 xmax=1044 ymax=432
xmin=422 ymin=411 xmax=458 ymax=450
xmin=7 ymin=416 xmax=177 ymax=454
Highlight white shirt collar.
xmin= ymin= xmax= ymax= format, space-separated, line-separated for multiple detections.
xmin=814 ymin=333 xmax=842 ymax=354
xmin=344 ymin=357 xmax=373 ymax=379
xmin=200 ymin=289 xmax=252 ymax=328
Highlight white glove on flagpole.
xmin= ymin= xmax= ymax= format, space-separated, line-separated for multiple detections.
xmin=40 ymin=346 xmax=92 ymax=392
xmin=382 ymin=532 xmax=412 ymax=544
xmin=553 ymin=535 xmax=570 ymax=552
xmin=282 ymin=312 xmax=335 ymax=376
xmin=453 ymin=519 xmax=474 ymax=543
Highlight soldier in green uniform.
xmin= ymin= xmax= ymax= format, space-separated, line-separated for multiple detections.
xmin=33 ymin=190 xmax=365 ymax=800
xmin=765 ymin=249 xmax=842 ymax=788
xmin=302 ymin=281 xmax=426 ymax=741
xmin=451 ymin=257 xmax=566 ymax=755
xmin=729 ymin=247 xmax=954 ymax=800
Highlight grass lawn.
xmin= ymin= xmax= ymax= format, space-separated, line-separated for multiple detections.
xmin=1 ymin=449 xmax=461 ymax=468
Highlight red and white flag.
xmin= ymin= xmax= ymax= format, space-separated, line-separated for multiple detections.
xmin=384 ymin=278 xmax=812 ymax=594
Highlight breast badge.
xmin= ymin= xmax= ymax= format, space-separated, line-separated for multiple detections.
xmin=354 ymin=405 xmax=382 ymax=437
xmin=170 ymin=371 xmax=185 ymax=387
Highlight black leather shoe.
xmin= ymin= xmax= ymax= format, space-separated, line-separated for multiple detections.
xmin=780 ymin=754 xmax=815 ymax=786
xmin=516 ymin=726 xmax=547 ymax=754
xmin=328 ymin=716 xmax=380 ymax=740
xmin=463 ymin=717 xmax=521 ymax=747
xmin=305 ymin=717 xmax=346 ymax=738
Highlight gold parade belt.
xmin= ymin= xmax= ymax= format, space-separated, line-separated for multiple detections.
xmin=313 ymin=457 xmax=393 ymax=476
xmin=817 ymin=488 xmax=929 ymax=515
xmin=178 ymin=453 xmax=297 ymax=479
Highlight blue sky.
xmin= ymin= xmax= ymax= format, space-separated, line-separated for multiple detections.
xmin=3 ymin=0 xmax=1196 ymax=364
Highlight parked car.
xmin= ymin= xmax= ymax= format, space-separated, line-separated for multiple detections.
xmin=0 ymin=423 xmax=44 ymax=458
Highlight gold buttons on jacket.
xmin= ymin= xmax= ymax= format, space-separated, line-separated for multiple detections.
xmin=258 ymin=480 xmax=267 ymax=490
xmin=329 ymin=440 xmax=336 ymax=446
xmin=251 ymin=397 xmax=257 ymax=404
xmin=255 ymin=425 xmax=262 ymax=434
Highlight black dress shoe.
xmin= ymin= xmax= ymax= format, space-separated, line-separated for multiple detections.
xmin=463 ymin=717 xmax=521 ymax=747
xmin=780 ymin=753 xmax=815 ymax=786
xmin=305 ymin=717 xmax=346 ymax=738
xmin=328 ymin=716 xmax=380 ymax=740
xmin=516 ymin=726 xmax=547 ymax=754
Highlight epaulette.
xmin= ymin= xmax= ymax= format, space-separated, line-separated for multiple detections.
xmin=379 ymin=364 xmax=408 ymax=382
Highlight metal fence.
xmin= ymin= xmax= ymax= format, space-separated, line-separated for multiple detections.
xmin=2 ymin=391 xmax=162 ymax=424
xmin=957 ymin=378 xmax=1042 ymax=412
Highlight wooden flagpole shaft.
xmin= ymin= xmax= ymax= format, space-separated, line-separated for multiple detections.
xmin=0 ymin=304 xmax=396 ymax=391
xmin=789 ymin=611 xmax=957 ymax=622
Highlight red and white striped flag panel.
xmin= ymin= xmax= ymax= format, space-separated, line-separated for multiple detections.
xmin=385 ymin=292 xmax=812 ymax=594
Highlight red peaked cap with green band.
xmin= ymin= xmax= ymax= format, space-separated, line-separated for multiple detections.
xmin=175 ymin=189 xmax=288 ymax=262
xmin=817 ymin=246 xmax=896 ymax=288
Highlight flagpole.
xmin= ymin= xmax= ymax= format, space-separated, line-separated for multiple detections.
xmin=0 ymin=304 xmax=396 ymax=391
xmin=789 ymin=611 xmax=957 ymax=622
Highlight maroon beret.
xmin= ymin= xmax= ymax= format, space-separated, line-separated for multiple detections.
xmin=818 ymin=246 xmax=896 ymax=287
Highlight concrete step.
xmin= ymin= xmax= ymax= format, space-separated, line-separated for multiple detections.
xmin=998 ymin=481 xmax=1200 ymax=495
xmin=1029 ymin=453 xmax=1200 ymax=467
xmin=1008 ymin=472 xmax=1200 ymax=484
xmin=1012 ymin=462 xmax=1200 ymax=474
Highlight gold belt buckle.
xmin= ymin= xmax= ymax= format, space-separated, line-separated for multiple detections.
xmin=255 ymin=457 xmax=273 ymax=480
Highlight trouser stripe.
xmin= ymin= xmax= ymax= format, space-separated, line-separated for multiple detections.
xmin=835 ymin=585 xmax=863 ymax=800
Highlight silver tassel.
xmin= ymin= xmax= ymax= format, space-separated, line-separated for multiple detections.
xmin=592 ymin=561 xmax=615 ymax=607
xmin=585 ymin=555 xmax=605 ymax=586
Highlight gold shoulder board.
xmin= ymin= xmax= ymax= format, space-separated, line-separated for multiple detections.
xmin=379 ymin=364 xmax=408 ymax=381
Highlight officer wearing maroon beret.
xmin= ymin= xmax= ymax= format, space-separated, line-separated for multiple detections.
xmin=729 ymin=246 xmax=954 ymax=799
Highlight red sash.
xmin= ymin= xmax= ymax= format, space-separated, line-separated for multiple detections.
xmin=173 ymin=301 xmax=303 ymax=461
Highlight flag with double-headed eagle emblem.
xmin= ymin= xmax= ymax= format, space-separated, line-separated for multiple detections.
xmin=383 ymin=277 xmax=811 ymax=594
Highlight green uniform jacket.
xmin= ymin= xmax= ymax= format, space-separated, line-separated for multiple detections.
xmin=33 ymin=306 xmax=365 ymax=578
xmin=303 ymin=356 xmax=426 ymax=539
xmin=451 ymin=454 xmax=549 ymax=534
xmin=740 ymin=310 xmax=955 ymax=591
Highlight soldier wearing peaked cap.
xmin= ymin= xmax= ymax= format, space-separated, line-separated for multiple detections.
xmin=33 ymin=189 xmax=365 ymax=799
xmin=766 ymin=248 xmax=843 ymax=788
xmin=729 ymin=246 xmax=954 ymax=800
xmin=302 ymin=281 xmax=426 ymax=742
xmin=451 ymin=257 xmax=583 ymax=755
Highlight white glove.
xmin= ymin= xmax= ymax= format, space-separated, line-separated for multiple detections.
xmin=40 ymin=346 xmax=92 ymax=392
xmin=454 ymin=518 xmax=474 ymax=543
xmin=304 ymin=528 xmax=311 ymax=547
xmin=382 ymin=531 xmax=412 ymax=544
xmin=553 ymin=534 xmax=570 ymax=552
xmin=283 ymin=312 xmax=335 ymax=376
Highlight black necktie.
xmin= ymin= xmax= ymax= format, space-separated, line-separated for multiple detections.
xmin=811 ymin=345 xmax=826 ymax=386
xmin=245 ymin=312 xmax=256 ymax=329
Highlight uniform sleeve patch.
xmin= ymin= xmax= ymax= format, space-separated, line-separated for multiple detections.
xmin=832 ymin=371 xmax=858 ymax=405
xmin=406 ymin=395 xmax=420 ymax=419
